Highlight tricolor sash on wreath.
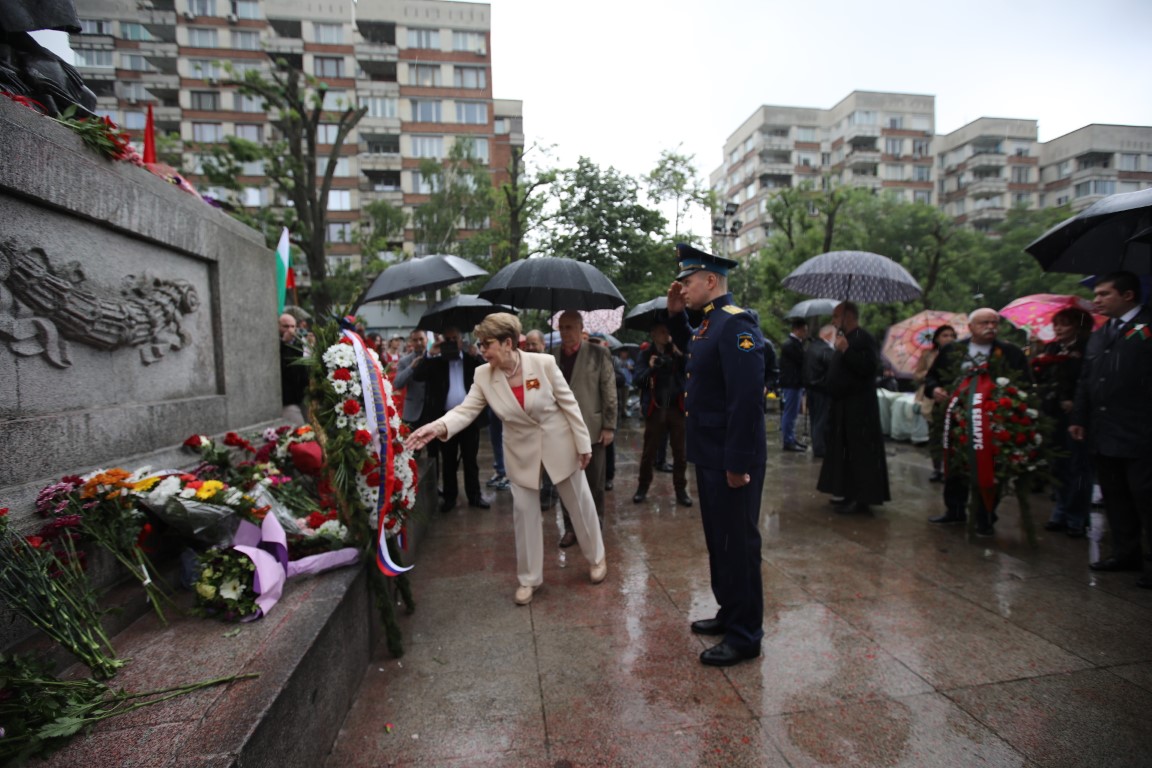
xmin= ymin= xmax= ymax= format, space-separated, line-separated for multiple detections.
xmin=943 ymin=367 xmax=998 ymax=513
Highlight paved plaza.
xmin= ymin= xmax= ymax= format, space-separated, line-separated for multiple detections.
xmin=328 ymin=416 xmax=1152 ymax=768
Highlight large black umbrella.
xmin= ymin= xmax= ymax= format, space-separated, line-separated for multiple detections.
xmin=784 ymin=298 xmax=839 ymax=319
xmin=478 ymin=257 xmax=625 ymax=312
xmin=783 ymin=251 xmax=921 ymax=303
xmin=1026 ymin=188 xmax=1152 ymax=275
xmin=623 ymin=296 xmax=668 ymax=332
xmin=359 ymin=254 xmax=488 ymax=304
xmin=417 ymin=295 xmax=517 ymax=334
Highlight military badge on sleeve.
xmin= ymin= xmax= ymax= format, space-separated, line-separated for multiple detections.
xmin=736 ymin=332 xmax=755 ymax=351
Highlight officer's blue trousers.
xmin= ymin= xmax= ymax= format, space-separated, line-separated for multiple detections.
xmin=697 ymin=462 xmax=766 ymax=652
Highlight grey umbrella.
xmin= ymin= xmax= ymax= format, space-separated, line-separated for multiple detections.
xmin=782 ymin=250 xmax=922 ymax=303
xmin=623 ymin=296 xmax=668 ymax=332
xmin=359 ymin=254 xmax=488 ymax=304
xmin=784 ymin=298 xmax=839 ymax=319
xmin=417 ymin=295 xmax=517 ymax=335
xmin=1026 ymin=187 xmax=1152 ymax=274
xmin=478 ymin=257 xmax=625 ymax=312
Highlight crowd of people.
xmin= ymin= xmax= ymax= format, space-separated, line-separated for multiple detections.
xmin=278 ymin=252 xmax=1152 ymax=666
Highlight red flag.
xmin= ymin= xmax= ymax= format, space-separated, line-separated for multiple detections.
xmin=143 ymin=104 xmax=157 ymax=164
xmin=285 ymin=266 xmax=297 ymax=290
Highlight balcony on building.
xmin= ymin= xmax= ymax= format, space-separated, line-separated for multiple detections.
xmin=144 ymin=0 xmax=175 ymax=10
xmin=265 ymin=18 xmax=303 ymax=58
xmin=140 ymin=9 xmax=176 ymax=40
xmin=137 ymin=70 xmax=180 ymax=94
xmin=359 ymin=134 xmax=401 ymax=170
xmin=758 ymin=150 xmax=792 ymax=177
xmin=359 ymin=59 xmax=397 ymax=83
xmin=355 ymin=20 xmax=398 ymax=64
xmin=967 ymin=175 xmax=1007 ymax=198
xmin=842 ymin=121 xmax=880 ymax=144
xmin=846 ymin=138 xmax=880 ymax=169
xmin=362 ymin=170 xmax=402 ymax=192
xmin=846 ymin=171 xmax=882 ymax=191
xmin=759 ymin=173 xmax=791 ymax=190
xmin=968 ymin=149 xmax=1006 ymax=171
xmin=758 ymin=129 xmax=791 ymax=152
xmin=141 ymin=44 xmax=179 ymax=75
xmin=968 ymin=202 xmax=1007 ymax=227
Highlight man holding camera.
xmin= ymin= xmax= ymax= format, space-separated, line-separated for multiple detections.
xmin=632 ymin=322 xmax=691 ymax=506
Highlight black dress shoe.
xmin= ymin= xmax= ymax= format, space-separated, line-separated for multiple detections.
xmin=1090 ymin=557 xmax=1143 ymax=572
xmin=657 ymin=462 xmax=674 ymax=472
xmin=829 ymin=496 xmax=854 ymax=506
xmin=605 ymin=480 xmax=614 ymax=491
xmin=928 ymin=513 xmax=966 ymax=524
xmin=439 ymin=500 xmax=457 ymax=513
xmin=632 ymin=489 xmax=647 ymax=504
xmin=690 ymin=617 xmax=725 ymax=636
xmin=782 ymin=443 xmax=806 ymax=453
xmin=1044 ymin=520 xmax=1067 ymax=532
xmin=676 ymin=490 xmax=693 ymax=507
xmin=700 ymin=641 xmax=761 ymax=667
xmin=974 ymin=526 xmax=995 ymax=538
xmin=928 ymin=470 xmax=945 ymax=483
xmin=468 ymin=498 xmax=490 ymax=509
xmin=558 ymin=531 xmax=577 ymax=548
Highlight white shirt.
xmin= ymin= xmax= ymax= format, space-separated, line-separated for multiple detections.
xmin=445 ymin=356 xmax=466 ymax=410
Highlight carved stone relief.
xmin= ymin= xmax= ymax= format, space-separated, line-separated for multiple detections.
xmin=0 ymin=241 xmax=200 ymax=367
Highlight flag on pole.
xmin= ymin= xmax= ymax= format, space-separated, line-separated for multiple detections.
xmin=143 ymin=104 xmax=156 ymax=164
xmin=275 ymin=227 xmax=291 ymax=314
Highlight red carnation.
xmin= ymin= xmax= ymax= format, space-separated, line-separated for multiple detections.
xmin=333 ymin=368 xmax=352 ymax=381
xmin=343 ymin=399 xmax=361 ymax=415
xmin=353 ymin=429 xmax=373 ymax=446
xmin=339 ymin=338 xmax=353 ymax=345
xmin=1017 ymin=402 xmax=1028 ymax=412
xmin=365 ymin=471 xmax=381 ymax=487
xmin=998 ymin=397 xmax=1013 ymax=408
xmin=183 ymin=435 xmax=206 ymax=449
xmin=25 ymin=535 xmax=44 ymax=549
xmin=288 ymin=441 xmax=324 ymax=476
xmin=1019 ymin=417 xmax=1032 ymax=427
xmin=0 ymin=508 xmax=8 ymax=517
xmin=307 ymin=511 xmax=328 ymax=529
xmin=1006 ymin=387 xmax=1018 ymax=395
xmin=958 ymin=435 xmax=969 ymax=445
xmin=1014 ymin=433 xmax=1028 ymax=445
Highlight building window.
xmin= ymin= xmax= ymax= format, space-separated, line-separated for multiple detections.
xmin=235 ymin=0 xmax=260 ymax=20
xmin=1014 ymin=193 xmax=1032 ymax=207
xmin=796 ymin=152 xmax=816 ymax=168
xmin=189 ymin=91 xmax=220 ymax=110
xmin=189 ymin=59 xmax=222 ymax=79
xmin=455 ymin=101 xmax=487 ymax=125
xmin=1075 ymin=180 xmax=1116 ymax=198
xmin=909 ymin=115 xmax=931 ymax=131
xmin=321 ymin=90 xmax=347 ymax=111
xmin=327 ymin=190 xmax=352 ymax=210
xmin=192 ymin=123 xmax=224 ymax=143
xmin=885 ymin=138 xmax=904 ymax=157
xmin=326 ymin=222 xmax=353 ymax=243
xmin=494 ymin=117 xmax=509 ymax=135
xmin=913 ymin=165 xmax=931 ymax=182
xmin=189 ymin=0 xmax=216 ymax=15
xmin=1011 ymin=166 xmax=1031 ymax=184
xmin=413 ymin=171 xmax=439 ymax=194
xmin=122 ymin=111 xmax=146 ymax=130
xmin=887 ymin=116 xmax=904 ymax=129
xmin=317 ymin=157 xmax=350 ymax=176
xmin=451 ymin=30 xmax=485 ymax=53
xmin=850 ymin=110 xmax=876 ymax=125
xmin=366 ymin=135 xmax=400 ymax=154
xmin=235 ymin=124 xmax=263 ymax=142
xmin=411 ymin=135 xmax=444 ymax=158
xmin=121 ymin=53 xmax=151 ymax=71
xmin=239 ymin=160 xmax=264 ymax=175
xmin=1057 ymin=161 xmax=1072 ymax=179
xmin=236 ymin=93 xmax=263 ymax=112
xmin=314 ymin=23 xmax=343 ymax=44
xmin=188 ymin=28 xmax=218 ymax=47
xmin=79 ymin=19 xmax=113 ymax=34
xmin=912 ymin=139 xmax=930 ymax=157
xmin=76 ymin=49 xmax=113 ymax=68
xmin=242 ymin=187 xmax=268 ymax=207
xmin=407 ymin=28 xmax=440 ymax=49
xmin=122 ymin=82 xmax=148 ymax=101
xmin=316 ymin=124 xmax=340 ymax=143
xmin=455 ymin=136 xmax=489 ymax=163
xmin=359 ymin=95 xmax=397 ymax=118
xmin=409 ymin=64 xmax=441 ymax=87
xmin=314 ymin=56 xmax=344 ymax=78
xmin=913 ymin=189 xmax=932 ymax=205
xmin=1119 ymin=153 xmax=1141 ymax=171
xmin=121 ymin=22 xmax=152 ymax=41
xmin=453 ymin=66 xmax=486 ymax=89
xmin=230 ymin=60 xmax=262 ymax=76
xmin=795 ymin=126 xmax=817 ymax=142
xmin=884 ymin=164 xmax=904 ymax=181
xmin=232 ymin=30 xmax=260 ymax=50
xmin=410 ymin=99 xmax=442 ymax=122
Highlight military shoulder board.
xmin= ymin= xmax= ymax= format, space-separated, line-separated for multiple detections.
xmin=722 ymin=305 xmax=744 ymax=315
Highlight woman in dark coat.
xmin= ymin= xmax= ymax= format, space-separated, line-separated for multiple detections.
xmin=817 ymin=302 xmax=891 ymax=513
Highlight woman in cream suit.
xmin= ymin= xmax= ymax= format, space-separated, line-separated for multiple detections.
xmin=405 ymin=313 xmax=607 ymax=605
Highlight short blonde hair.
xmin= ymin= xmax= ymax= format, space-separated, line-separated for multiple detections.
xmin=474 ymin=312 xmax=522 ymax=344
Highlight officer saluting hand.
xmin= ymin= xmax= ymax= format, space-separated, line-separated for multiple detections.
xmin=664 ymin=243 xmax=767 ymax=668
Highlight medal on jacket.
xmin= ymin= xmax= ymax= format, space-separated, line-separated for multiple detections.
xmin=693 ymin=318 xmax=710 ymax=341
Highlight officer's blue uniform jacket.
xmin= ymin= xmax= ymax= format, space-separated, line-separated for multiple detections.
xmin=667 ymin=293 xmax=767 ymax=473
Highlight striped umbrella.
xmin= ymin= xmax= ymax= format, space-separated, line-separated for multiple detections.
xmin=881 ymin=310 xmax=968 ymax=378
xmin=783 ymin=251 xmax=922 ymax=303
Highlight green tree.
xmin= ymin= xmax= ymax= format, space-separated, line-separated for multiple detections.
xmin=487 ymin=143 xmax=556 ymax=268
xmin=645 ymin=147 xmax=714 ymax=239
xmin=411 ymin=141 xmax=492 ymax=257
xmin=198 ymin=59 xmax=367 ymax=316
xmin=544 ymin=157 xmax=670 ymax=307
xmin=357 ymin=198 xmax=408 ymax=275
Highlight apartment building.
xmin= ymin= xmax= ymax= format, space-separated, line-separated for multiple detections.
xmin=69 ymin=0 xmax=522 ymax=274
xmin=711 ymin=91 xmax=936 ymax=261
xmin=936 ymin=117 xmax=1040 ymax=232
xmin=1038 ymin=124 xmax=1152 ymax=212
xmin=713 ymin=91 xmax=1152 ymax=255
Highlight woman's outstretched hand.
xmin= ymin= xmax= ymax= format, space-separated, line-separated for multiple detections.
xmin=405 ymin=423 xmax=442 ymax=452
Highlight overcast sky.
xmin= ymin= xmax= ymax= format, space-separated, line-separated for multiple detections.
xmin=489 ymin=0 xmax=1152 ymax=236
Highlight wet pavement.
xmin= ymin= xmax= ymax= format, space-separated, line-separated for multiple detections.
xmin=327 ymin=416 xmax=1152 ymax=767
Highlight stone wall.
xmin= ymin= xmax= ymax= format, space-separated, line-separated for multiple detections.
xmin=0 ymin=96 xmax=279 ymax=529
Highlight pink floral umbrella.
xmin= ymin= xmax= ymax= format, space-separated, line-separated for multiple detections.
xmin=549 ymin=306 xmax=624 ymax=335
xmin=999 ymin=294 xmax=1105 ymax=342
xmin=881 ymin=309 xmax=968 ymax=378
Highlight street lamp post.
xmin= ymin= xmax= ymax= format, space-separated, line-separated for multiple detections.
xmin=713 ymin=202 xmax=745 ymax=303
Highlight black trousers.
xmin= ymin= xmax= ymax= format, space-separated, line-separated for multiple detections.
xmin=697 ymin=462 xmax=766 ymax=653
xmin=441 ymin=423 xmax=481 ymax=504
xmin=808 ymin=390 xmax=831 ymax=458
xmin=943 ymin=473 xmax=999 ymax=529
xmin=1095 ymin=454 xmax=1152 ymax=564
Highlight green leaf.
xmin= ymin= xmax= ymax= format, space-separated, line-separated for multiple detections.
xmin=37 ymin=716 xmax=87 ymax=738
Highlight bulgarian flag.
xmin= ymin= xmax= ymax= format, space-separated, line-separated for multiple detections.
xmin=275 ymin=227 xmax=291 ymax=313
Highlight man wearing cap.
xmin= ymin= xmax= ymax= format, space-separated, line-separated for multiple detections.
xmin=665 ymin=243 xmax=766 ymax=667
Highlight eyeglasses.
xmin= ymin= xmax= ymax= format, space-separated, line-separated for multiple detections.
xmin=479 ymin=339 xmax=502 ymax=349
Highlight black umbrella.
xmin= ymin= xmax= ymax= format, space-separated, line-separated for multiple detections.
xmin=359 ymin=254 xmax=488 ymax=304
xmin=1026 ymin=188 xmax=1152 ymax=275
xmin=417 ymin=295 xmax=517 ymax=335
xmin=784 ymin=298 xmax=839 ymax=319
xmin=478 ymin=257 xmax=625 ymax=312
xmin=783 ymin=250 xmax=921 ymax=303
xmin=623 ymin=296 xmax=668 ymax=332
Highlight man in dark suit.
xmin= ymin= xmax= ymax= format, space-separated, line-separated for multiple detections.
xmin=392 ymin=329 xmax=429 ymax=426
xmin=631 ymin=321 xmax=691 ymax=507
xmin=1070 ymin=271 xmax=1152 ymax=585
xmin=666 ymin=243 xmax=766 ymax=667
xmin=779 ymin=318 xmax=808 ymax=451
xmin=804 ymin=324 xmax=836 ymax=458
xmin=414 ymin=326 xmax=489 ymax=512
xmin=923 ymin=308 xmax=1030 ymax=535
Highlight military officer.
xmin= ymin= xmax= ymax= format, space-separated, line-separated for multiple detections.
xmin=665 ymin=243 xmax=767 ymax=667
